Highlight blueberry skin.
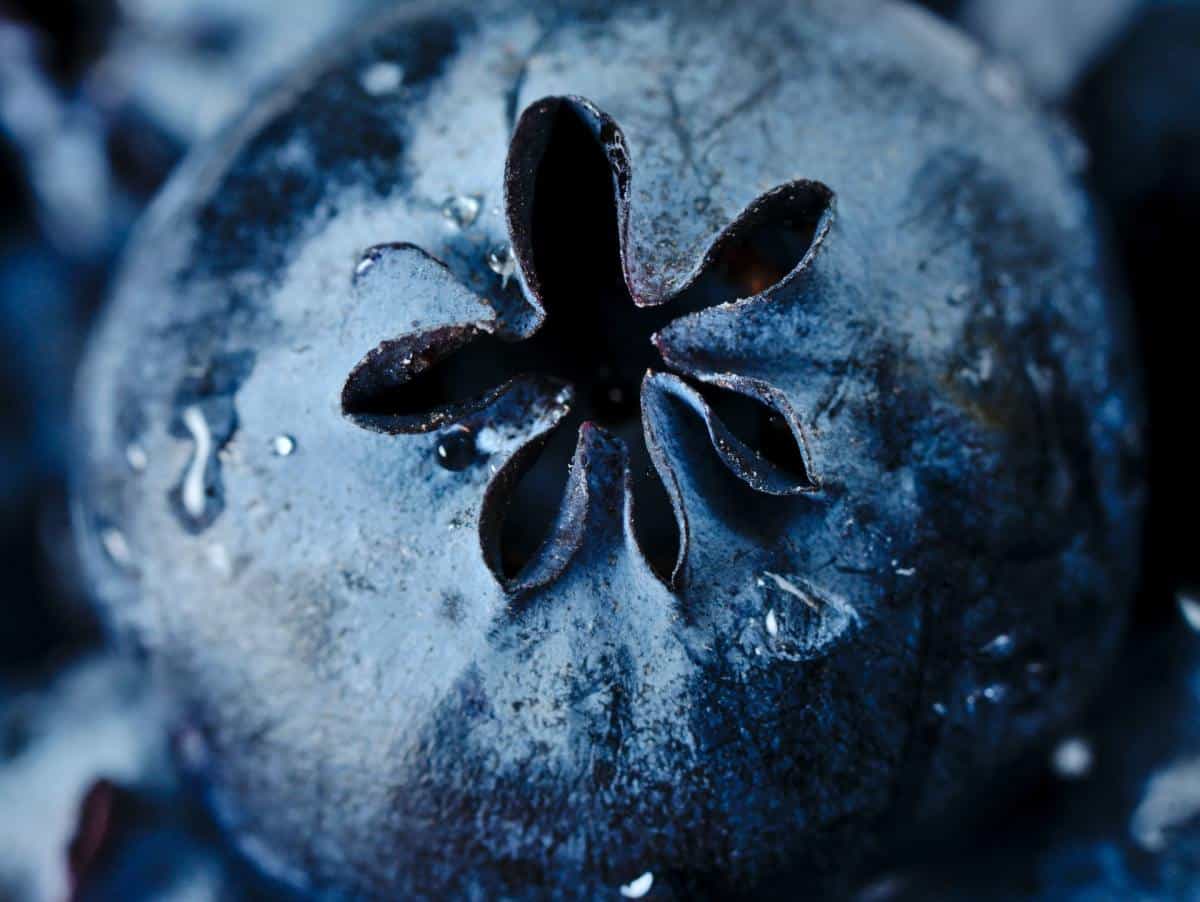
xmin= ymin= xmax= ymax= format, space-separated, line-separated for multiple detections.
xmin=73 ymin=0 xmax=1144 ymax=897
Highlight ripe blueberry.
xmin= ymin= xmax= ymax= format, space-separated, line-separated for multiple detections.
xmin=73 ymin=1 xmax=1145 ymax=897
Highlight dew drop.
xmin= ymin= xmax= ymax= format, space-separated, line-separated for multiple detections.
xmin=436 ymin=425 xmax=477 ymax=471
xmin=981 ymin=634 xmax=1014 ymax=658
xmin=932 ymin=702 xmax=947 ymax=718
xmin=1178 ymin=592 xmax=1200 ymax=633
xmin=176 ymin=726 xmax=209 ymax=771
xmin=360 ymin=61 xmax=404 ymax=96
xmin=620 ymin=872 xmax=654 ymax=899
xmin=765 ymin=608 xmax=779 ymax=637
xmin=206 ymin=544 xmax=233 ymax=579
xmin=1052 ymin=737 xmax=1093 ymax=779
xmin=270 ymin=434 xmax=296 ymax=457
xmin=982 ymin=683 xmax=1008 ymax=703
xmin=355 ymin=253 xmax=377 ymax=277
xmin=180 ymin=405 xmax=213 ymax=522
xmin=1061 ymin=130 xmax=1090 ymax=174
xmin=100 ymin=527 xmax=132 ymax=568
xmin=441 ymin=194 xmax=481 ymax=229
xmin=1046 ymin=117 xmax=1091 ymax=175
xmin=125 ymin=444 xmax=148 ymax=473
xmin=486 ymin=243 xmax=516 ymax=288
xmin=981 ymin=60 xmax=1022 ymax=107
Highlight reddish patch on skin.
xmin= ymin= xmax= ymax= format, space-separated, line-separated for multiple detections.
xmin=67 ymin=779 xmax=123 ymax=900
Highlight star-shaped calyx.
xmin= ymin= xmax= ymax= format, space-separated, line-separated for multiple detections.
xmin=342 ymin=96 xmax=835 ymax=593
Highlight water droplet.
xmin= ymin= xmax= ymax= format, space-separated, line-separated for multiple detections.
xmin=620 ymin=871 xmax=654 ymax=899
xmin=981 ymin=60 xmax=1022 ymax=107
xmin=1052 ymin=737 xmax=1093 ymax=779
xmin=180 ymin=405 xmax=213 ymax=522
xmin=1179 ymin=592 xmax=1200 ymax=633
xmin=355 ymin=253 xmax=377 ymax=277
xmin=1131 ymin=754 xmax=1200 ymax=852
xmin=975 ymin=348 xmax=994 ymax=383
xmin=436 ymin=425 xmax=477 ymax=471
xmin=982 ymin=683 xmax=1008 ymax=703
xmin=206 ymin=544 xmax=233 ymax=579
xmin=1048 ymin=119 xmax=1091 ymax=174
xmin=270 ymin=434 xmax=296 ymax=457
xmin=857 ymin=873 xmax=909 ymax=902
xmin=175 ymin=726 xmax=209 ymax=771
xmin=125 ymin=444 xmax=148 ymax=473
xmin=765 ymin=609 xmax=779 ymax=637
xmin=981 ymin=634 xmax=1014 ymax=658
xmin=100 ymin=527 xmax=132 ymax=568
xmin=932 ymin=702 xmax=947 ymax=717
xmin=486 ymin=243 xmax=516 ymax=288
xmin=894 ymin=565 xmax=916 ymax=578
xmin=360 ymin=61 xmax=404 ymax=96
xmin=1062 ymin=134 xmax=1089 ymax=174
xmin=761 ymin=571 xmax=821 ymax=611
xmin=441 ymin=194 xmax=481 ymax=229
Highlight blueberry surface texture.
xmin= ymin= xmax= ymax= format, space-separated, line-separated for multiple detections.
xmin=72 ymin=0 xmax=1145 ymax=897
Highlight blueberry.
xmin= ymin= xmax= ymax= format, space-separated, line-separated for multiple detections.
xmin=73 ymin=1 xmax=1145 ymax=897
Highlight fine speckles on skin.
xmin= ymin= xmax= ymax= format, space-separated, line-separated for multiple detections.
xmin=1052 ymin=737 xmax=1093 ymax=779
xmin=180 ymin=405 xmax=213 ymax=521
xmin=441 ymin=194 xmax=482 ymax=229
xmin=619 ymin=871 xmax=654 ymax=899
xmin=360 ymin=61 xmax=404 ymax=96
xmin=1178 ymin=592 xmax=1200 ymax=633
xmin=486 ymin=243 xmax=516 ymax=287
xmin=270 ymin=434 xmax=296 ymax=457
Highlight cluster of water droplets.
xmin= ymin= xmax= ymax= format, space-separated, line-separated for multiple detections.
xmin=931 ymin=625 xmax=1057 ymax=724
xmin=739 ymin=571 xmax=861 ymax=662
xmin=441 ymin=194 xmax=481 ymax=229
